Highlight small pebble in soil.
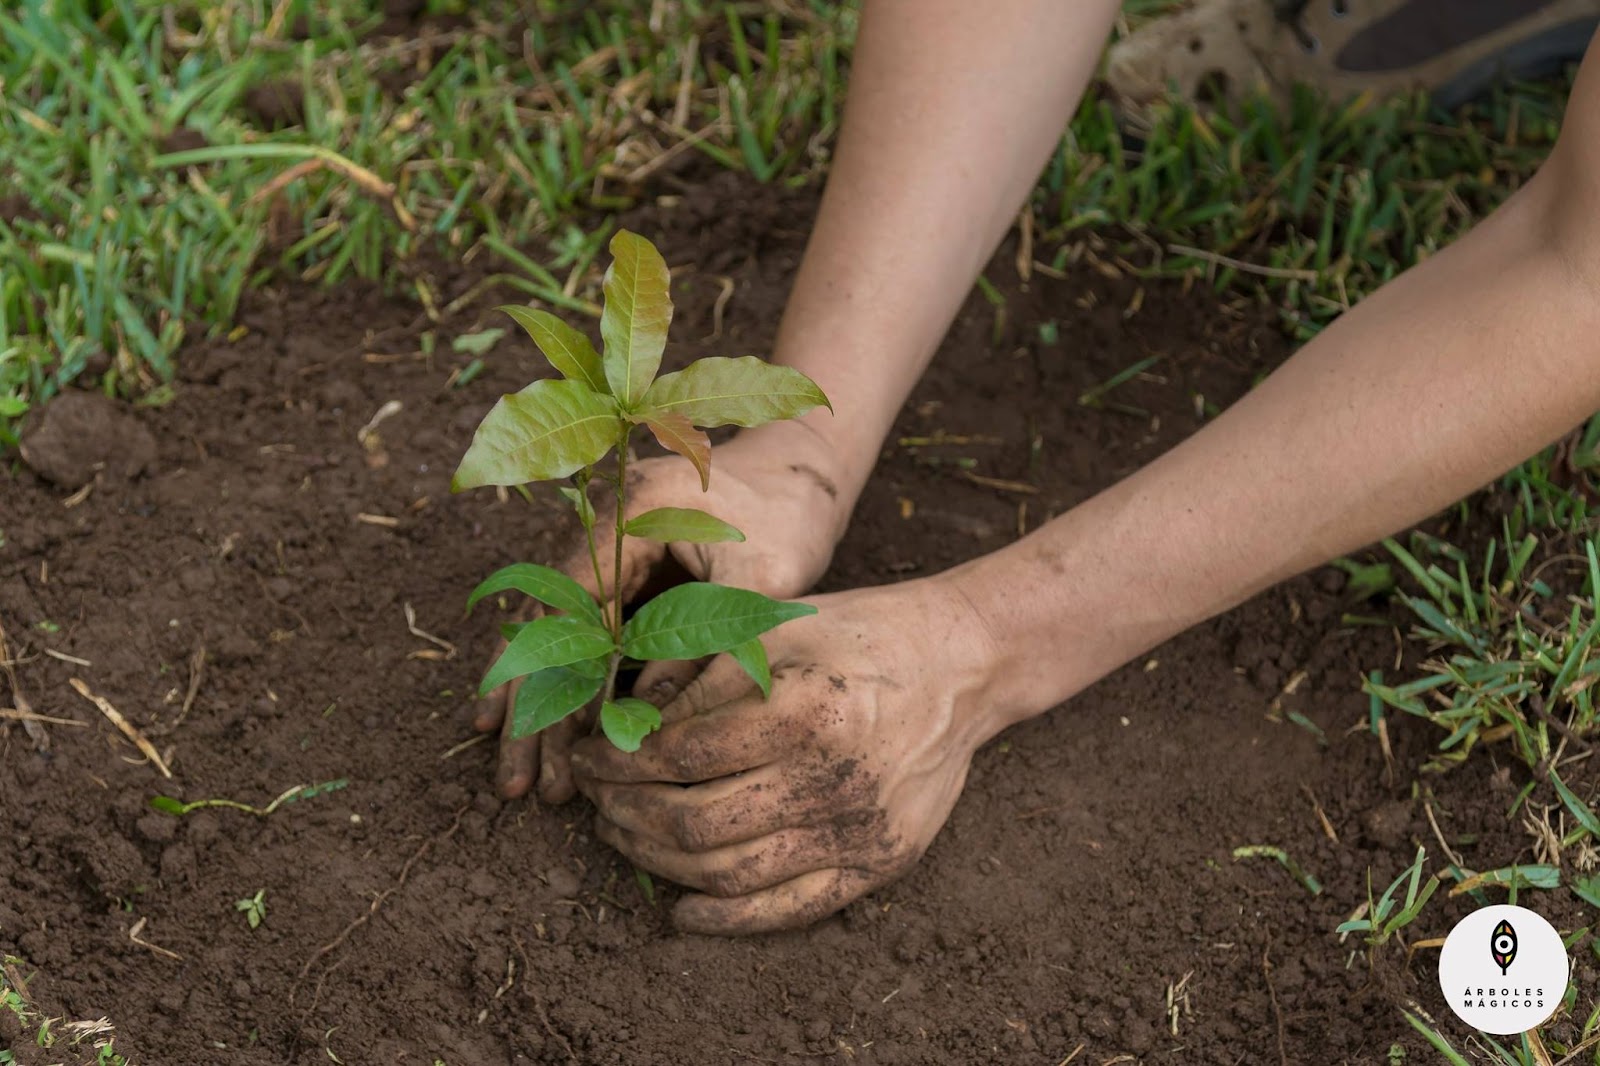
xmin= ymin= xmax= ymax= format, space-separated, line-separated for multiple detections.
xmin=544 ymin=866 xmax=581 ymax=898
xmin=1359 ymin=799 xmax=1414 ymax=849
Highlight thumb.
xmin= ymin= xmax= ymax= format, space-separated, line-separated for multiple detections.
xmin=632 ymin=657 xmax=701 ymax=714
xmin=655 ymin=652 xmax=762 ymax=725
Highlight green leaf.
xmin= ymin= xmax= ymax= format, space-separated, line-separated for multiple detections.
xmin=452 ymin=327 xmax=506 ymax=355
xmin=466 ymin=563 xmax=603 ymax=626
xmin=558 ymin=486 xmax=596 ymax=529
xmin=1450 ymin=863 xmax=1562 ymax=894
xmin=509 ymin=666 xmax=605 ymax=739
xmin=500 ymin=305 xmax=607 ymax=393
xmin=624 ymin=507 xmax=745 ymax=544
xmin=728 ymin=637 xmax=771 ymax=698
xmin=149 ymin=795 xmax=189 ymax=816
xmin=599 ymin=230 xmax=672 ymax=408
xmin=480 ymin=616 xmax=616 ymax=695
xmin=633 ymin=409 xmax=711 ymax=490
xmin=1572 ymin=872 xmax=1600 ymax=909
xmin=1552 ymin=769 xmax=1600 ymax=837
xmin=634 ymin=867 xmax=656 ymax=905
xmin=600 ymin=697 xmax=662 ymax=752
xmin=452 ymin=379 xmax=620 ymax=490
xmin=622 ymin=583 xmax=815 ymax=661
xmin=640 ymin=356 xmax=830 ymax=428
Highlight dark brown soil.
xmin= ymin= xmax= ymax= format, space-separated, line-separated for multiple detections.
xmin=242 ymin=78 xmax=306 ymax=130
xmin=3 ymin=178 xmax=1598 ymax=1066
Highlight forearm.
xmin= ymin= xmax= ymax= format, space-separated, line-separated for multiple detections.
xmin=743 ymin=0 xmax=1120 ymax=517
xmin=947 ymin=152 xmax=1600 ymax=730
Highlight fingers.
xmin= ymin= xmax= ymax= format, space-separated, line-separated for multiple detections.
xmin=658 ymin=653 xmax=761 ymax=725
xmin=493 ymin=676 xmax=539 ymax=799
xmin=673 ymin=867 xmax=879 ymax=936
xmin=472 ymin=681 xmax=507 ymax=734
xmin=535 ymin=711 xmax=583 ymax=804
xmin=578 ymin=768 xmax=809 ymax=851
xmin=595 ymin=815 xmax=838 ymax=899
xmin=632 ymin=658 xmax=700 ymax=718
xmin=570 ymin=694 xmax=786 ymax=784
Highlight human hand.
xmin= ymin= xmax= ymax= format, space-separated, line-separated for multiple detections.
xmin=568 ymin=575 xmax=1011 ymax=934
xmin=471 ymin=428 xmax=855 ymax=802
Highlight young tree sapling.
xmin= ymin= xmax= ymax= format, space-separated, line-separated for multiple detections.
xmin=453 ymin=230 xmax=830 ymax=752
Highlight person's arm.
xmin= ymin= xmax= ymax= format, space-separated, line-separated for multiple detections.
xmin=571 ymin=41 xmax=1600 ymax=936
xmin=744 ymin=0 xmax=1122 ymax=537
xmin=952 ymin=41 xmax=1600 ymax=731
xmin=471 ymin=0 xmax=1122 ymax=801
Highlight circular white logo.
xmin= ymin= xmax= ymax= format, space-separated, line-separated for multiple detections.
xmin=1438 ymin=904 xmax=1569 ymax=1035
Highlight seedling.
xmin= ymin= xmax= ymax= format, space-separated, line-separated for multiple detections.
xmin=1337 ymin=846 xmax=1441 ymax=946
xmin=234 ymin=889 xmax=266 ymax=930
xmin=453 ymin=231 xmax=829 ymax=751
xmin=148 ymin=778 xmax=348 ymax=818
xmin=1231 ymin=844 xmax=1322 ymax=896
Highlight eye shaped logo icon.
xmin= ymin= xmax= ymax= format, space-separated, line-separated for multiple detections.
xmin=1491 ymin=919 xmax=1518 ymax=975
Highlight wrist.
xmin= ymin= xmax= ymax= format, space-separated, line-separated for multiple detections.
xmin=903 ymin=571 xmax=1040 ymax=751
xmin=724 ymin=417 xmax=866 ymax=542
xmin=932 ymin=536 xmax=1143 ymax=734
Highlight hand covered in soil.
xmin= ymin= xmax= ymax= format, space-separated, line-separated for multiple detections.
xmin=570 ymin=576 xmax=1006 ymax=935
xmin=473 ymin=432 xmax=853 ymax=802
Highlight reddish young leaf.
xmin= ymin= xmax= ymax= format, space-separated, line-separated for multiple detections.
xmin=636 ymin=409 xmax=711 ymax=490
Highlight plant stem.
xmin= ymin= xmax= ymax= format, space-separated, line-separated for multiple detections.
xmin=612 ymin=427 xmax=630 ymax=645
xmin=578 ymin=471 xmax=610 ymax=632
xmin=601 ymin=426 xmax=632 ymax=707
xmin=601 ymin=650 xmax=622 ymax=712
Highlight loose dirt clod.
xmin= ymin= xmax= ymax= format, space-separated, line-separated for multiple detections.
xmin=18 ymin=390 xmax=156 ymax=490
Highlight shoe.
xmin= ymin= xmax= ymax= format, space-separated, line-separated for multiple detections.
xmin=1105 ymin=0 xmax=1600 ymax=109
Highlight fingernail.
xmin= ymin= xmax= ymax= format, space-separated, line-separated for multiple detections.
xmin=570 ymin=751 xmax=593 ymax=773
xmin=497 ymin=769 xmax=531 ymax=800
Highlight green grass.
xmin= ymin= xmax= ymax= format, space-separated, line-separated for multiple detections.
xmin=1047 ymin=77 xmax=1569 ymax=341
xmin=0 ymin=0 xmax=1576 ymax=444
xmin=1365 ymin=522 xmax=1600 ymax=774
xmin=1348 ymin=462 xmax=1600 ymax=1059
xmin=0 ymin=0 xmax=855 ymax=442
xmin=1 ymin=957 xmax=126 ymax=1065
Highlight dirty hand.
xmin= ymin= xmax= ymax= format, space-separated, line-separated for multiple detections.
xmin=472 ymin=430 xmax=853 ymax=802
xmin=569 ymin=575 xmax=1008 ymax=935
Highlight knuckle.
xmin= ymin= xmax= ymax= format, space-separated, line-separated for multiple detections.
xmin=702 ymin=866 xmax=744 ymax=899
xmin=806 ymin=703 xmax=852 ymax=747
xmin=671 ymin=807 xmax=711 ymax=852
xmin=665 ymin=737 xmax=711 ymax=780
